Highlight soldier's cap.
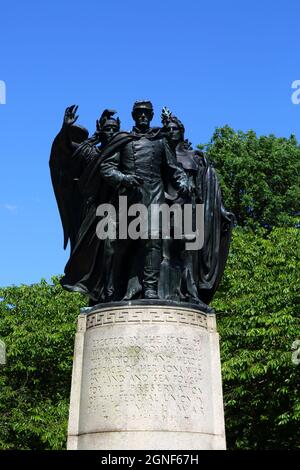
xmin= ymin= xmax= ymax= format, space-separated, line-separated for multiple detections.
xmin=132 ymin=100 xmax=153 ymax=112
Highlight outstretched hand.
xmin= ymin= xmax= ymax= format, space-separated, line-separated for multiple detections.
xmin=63 ymin=105 xmax=79 ymax=127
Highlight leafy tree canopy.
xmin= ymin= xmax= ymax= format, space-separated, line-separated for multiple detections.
xmin=0 ymin=279 xmax=86 ymax=449
xmin=213 ymin=227 xmax=300 ymax=449
xmin=202 ymin=126 xmax=300 ymax=230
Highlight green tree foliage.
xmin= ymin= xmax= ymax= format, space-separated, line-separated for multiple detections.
xmin=203 ymin=126 xmax=300 ymax=229
xmin=0 ymin=278 xmax=86 ymax=449
xmin=204 ymin=127 xmax=300 ymax=447
xmin=213 ymin=227 xmax=300 ymax=449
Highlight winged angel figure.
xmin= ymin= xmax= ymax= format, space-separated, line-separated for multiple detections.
xmin=50 ymin=105 xmax=122 ymax=303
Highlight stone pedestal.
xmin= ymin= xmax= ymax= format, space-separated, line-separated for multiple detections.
xmin=67 ymin=301 xmax=226 ymax=450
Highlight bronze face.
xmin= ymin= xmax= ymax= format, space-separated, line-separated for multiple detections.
xmin=133 ymin=108 xmax=153 ymax=131
xmin=166 ymin=121 xmax=182 ymax=145
xmin=101 ymin=122 xmax=119 ymax=143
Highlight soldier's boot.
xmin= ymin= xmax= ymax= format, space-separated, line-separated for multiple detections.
xmin=143 ymin=239 xmax=161 ymax=299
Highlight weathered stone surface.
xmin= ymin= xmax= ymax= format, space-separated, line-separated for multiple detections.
xmin=67 ymin=303 xmax=226 ymax=450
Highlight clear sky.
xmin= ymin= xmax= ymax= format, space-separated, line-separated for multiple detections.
xmin=0 ymin=0 xmax=299 ymax=286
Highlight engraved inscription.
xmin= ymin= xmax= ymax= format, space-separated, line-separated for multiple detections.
xmin=85 ymin=332 xmax=206 ymax=426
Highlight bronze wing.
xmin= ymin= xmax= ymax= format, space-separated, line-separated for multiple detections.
xmin=49 ymin=124 xmax=89 ymax=251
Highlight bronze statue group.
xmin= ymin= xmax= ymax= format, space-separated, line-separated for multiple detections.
xmin=50 ymin=101 xmax=234 ymax=312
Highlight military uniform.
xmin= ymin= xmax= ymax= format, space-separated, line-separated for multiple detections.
xmin=100 ymin=127 xmax=188 ymax=298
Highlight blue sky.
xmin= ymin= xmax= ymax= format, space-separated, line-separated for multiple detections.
xmin=0 ymin=0 xmax=299 ymax=286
